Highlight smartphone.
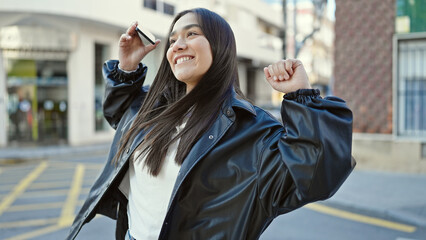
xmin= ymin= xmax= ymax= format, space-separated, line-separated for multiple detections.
xmin=135 ymin=26 xmax=156 ymax=45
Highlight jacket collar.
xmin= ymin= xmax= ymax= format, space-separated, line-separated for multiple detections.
xmin=225 ymin=88 xmax=257 ymax=117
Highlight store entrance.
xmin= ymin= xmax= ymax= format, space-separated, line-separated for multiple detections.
xmin=6 ymin=59 xmax=68 ymax=145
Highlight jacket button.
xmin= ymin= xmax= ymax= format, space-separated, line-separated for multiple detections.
xmin=226 ymin=110 xmax=232 ymax=116
xmin=126 ymin=148 xmax=130 ymax=153
xmin=208 ymin=135 xmax=214 ymax=140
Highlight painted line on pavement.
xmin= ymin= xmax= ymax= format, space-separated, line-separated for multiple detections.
xmin=36 ymin=173 xmax=74 ymax=180
xmin=0 ymin=161 xmax=48 ymax=216
xmin=5 ymin=224 xmax=66 ymax=240
xmin=6 ymin=200 xmax=85 ymax=212
xmin=29 ymin=180 xmax=73 ymax=189
xmin=306 ymin=203 xmax=417 ymax=233
xmin=5 ymin=215 xmax=102 ymax=240
xmin=58 ymin=164 xmax=85 ymax=227
xmin=17 ymin=187 xmax=90 ymax=199
xmin=50 ymin=161 xmax=104 ymax=169
xmin=19 ymin=189 xmax=69 ymax=197
xmin=0 ymin=217 xmax=58 ymax=228
xmin=6 ymin=202 xmax=63 ymax=212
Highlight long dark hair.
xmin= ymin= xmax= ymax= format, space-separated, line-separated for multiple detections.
xmin=114 ymin=8 xmax=244 ymax=176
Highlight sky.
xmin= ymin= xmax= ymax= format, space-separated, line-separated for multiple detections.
xmin=263 ymin=0 xmax=336 ymax=21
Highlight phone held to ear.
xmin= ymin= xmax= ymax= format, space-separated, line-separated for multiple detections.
xmin=135 ymin=26 xmax=156 ymax=45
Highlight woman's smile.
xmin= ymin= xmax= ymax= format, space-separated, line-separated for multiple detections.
xmin=175 ymin=55 xmax=195 ymax=65
xmin=166 ymin=13 xmax=213 ymax=93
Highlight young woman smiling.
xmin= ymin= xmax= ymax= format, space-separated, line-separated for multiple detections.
xmin=67 ymin=8 xmax=355 ymax=240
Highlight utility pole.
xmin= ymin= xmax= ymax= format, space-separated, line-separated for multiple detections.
xmin=282 ymin=0 xmax=287 ymax=59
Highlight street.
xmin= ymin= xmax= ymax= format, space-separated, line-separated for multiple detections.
xmin=0 ymin=152 xmax=425 ymax=240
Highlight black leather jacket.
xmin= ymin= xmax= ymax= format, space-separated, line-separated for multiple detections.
xmin=67 ymin=60 xmax=355 ymax=240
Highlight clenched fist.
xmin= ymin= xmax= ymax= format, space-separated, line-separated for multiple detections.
xmin=264 ymin=59 xmax=311 ymax=93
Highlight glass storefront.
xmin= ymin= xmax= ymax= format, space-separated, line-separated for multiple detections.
xmin=6 ymin=59 xmax=68 ymax=144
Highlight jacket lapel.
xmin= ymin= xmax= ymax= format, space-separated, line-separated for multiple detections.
xmin=165 ymin=91 xmax=257 ymax=211
xmin=166 ymin=110 xmax=233 ymax=210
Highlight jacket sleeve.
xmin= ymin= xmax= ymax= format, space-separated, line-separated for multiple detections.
xmin=102 ymin=60 xmax=148 ymax=129
xmin=257 ymin=89 xmax=355 ymax=217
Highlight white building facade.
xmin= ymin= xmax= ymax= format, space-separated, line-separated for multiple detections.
xmin=0 ymin=0 xmax=283 ymax=147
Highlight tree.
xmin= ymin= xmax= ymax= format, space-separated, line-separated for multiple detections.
xmin=290 ymin=0 xmax=328 ymax=58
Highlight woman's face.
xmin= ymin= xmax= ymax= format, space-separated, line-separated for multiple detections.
xmin=166 ymin=13 xmax=213 ymax=93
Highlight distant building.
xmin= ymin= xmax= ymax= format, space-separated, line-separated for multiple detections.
xmin=334 ymin=0 xmax=426 ymax=172
xmin=0 ymin=0 xmax=283 ymax=147
xmin=284 ymin=1 xmax=335 ymax=96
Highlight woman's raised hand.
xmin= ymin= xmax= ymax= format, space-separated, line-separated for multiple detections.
xmin=118 ymin=22 xmax=161 ymax=71
xmin=264 ymin=59 xmax=311 ymax=93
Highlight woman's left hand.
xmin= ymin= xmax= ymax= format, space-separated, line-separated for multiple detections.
xmin=264 ymin=59 xmax=311 ymax=93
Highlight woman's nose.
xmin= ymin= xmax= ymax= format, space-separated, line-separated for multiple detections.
xmin=172 ymin=38 xmax=187 ymax=51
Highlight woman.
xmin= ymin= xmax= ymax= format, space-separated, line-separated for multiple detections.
xmin=67 ymin=8 xmax=355 ymax=240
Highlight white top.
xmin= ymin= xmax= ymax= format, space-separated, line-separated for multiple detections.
xmin=119 ymin=125 xmax=184 ymax=240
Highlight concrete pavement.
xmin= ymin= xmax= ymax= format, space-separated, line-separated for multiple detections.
xmin=1 ymin=143 xmax=426 ymax=230
xmin=323 ymin=169 xmax=426 ymax=228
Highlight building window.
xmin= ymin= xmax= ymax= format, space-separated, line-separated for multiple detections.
xmin=401 ymin=78 xmax=426 ymax=133
xmin=396 ymin=38 xmax=426 ymax=138
xmin=144 ymin=0 xmax=157 ymax=10
xmin=143 ymin=0 xmax=175 ymax=15
xmin=163 ymin=2 xmax=175 ymax=15
xmin=95 ymin=43 xmax=110 ymax=131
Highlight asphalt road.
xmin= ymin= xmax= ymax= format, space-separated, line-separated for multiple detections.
xmin=0 ymin=154 xmax=425 ymax=240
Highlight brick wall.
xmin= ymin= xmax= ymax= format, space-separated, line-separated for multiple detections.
xmin=334 ymin=0 xmax=395 ymax=133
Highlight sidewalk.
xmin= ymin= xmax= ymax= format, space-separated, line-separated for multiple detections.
xmin=324 ymin=169 xmax=426 ymax=228
xmin=1 ymin=143 xmax=425 ymax=228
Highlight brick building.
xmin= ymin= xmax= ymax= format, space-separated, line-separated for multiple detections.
xmin=334 ymin=0 xmax=426 ymax=172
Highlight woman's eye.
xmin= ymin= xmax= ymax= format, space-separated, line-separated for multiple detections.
xmin=169 ymin=39 xmax=176 ymax=45
xmin=187 ymin=31 xmax=198 ymax=37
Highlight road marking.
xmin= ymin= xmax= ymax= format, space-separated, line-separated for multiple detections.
xmin=305 ymin=203 xmax=417 ymax=233
xmin=5 ymin=215 xmax=102 ymax=240
xmin=37 ymin=173 xmax=74 ymax=180
xmin=50 ymin=161 xmax=104 ymax=169
xmin=0 ymin=161 xmax=48 ymax=216
xmin=19 ymin=189 xmax=69 ymax=197
xmin=0 ymin=218 xmax=58 ymax=228
xmin=58 ymin=164 xmax=85 ymax=227
xmin=29 ymin=180 xmax=72 ymax=189
xmin=6 ymin=200 xmax=85 ymax=212
xmin=16 ymin=187 xmax=90 ymax=198
xmin=5 ymin=224 xmax=66 ymax=240
xmin=0 ymin=177 xmax=32 ymax=184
